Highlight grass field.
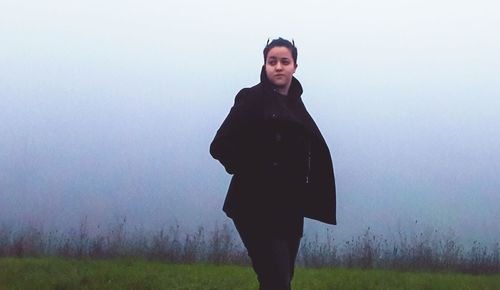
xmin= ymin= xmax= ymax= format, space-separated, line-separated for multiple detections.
xmin=0 ymin=258 xmax=499 ymax=290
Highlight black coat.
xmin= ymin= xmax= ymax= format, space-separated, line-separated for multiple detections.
xmin=210 ymin=66 xmax=336 ymax=225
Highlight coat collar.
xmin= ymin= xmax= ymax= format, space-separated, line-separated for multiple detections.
xmin=259 ymin=65 xmax=303 ymax=101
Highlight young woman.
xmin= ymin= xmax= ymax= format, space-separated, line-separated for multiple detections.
xmin=210 ymin=38 xmax=336 ymax=290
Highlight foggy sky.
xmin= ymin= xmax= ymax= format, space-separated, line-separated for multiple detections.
xmin=1 ymin=0 xmax=499 ymax=243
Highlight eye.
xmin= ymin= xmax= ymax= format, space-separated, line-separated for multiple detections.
xmin=282 ymin=60 xmax=290 ymax=65
xmin=268 ymin=59 xmax=277 ymax=65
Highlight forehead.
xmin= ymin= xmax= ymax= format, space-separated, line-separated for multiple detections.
xmin=266 ymin=46 xmax=293 ymax=59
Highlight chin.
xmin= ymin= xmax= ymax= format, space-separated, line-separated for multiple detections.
xmin=272 ymin=80 xmax=286 ymax=87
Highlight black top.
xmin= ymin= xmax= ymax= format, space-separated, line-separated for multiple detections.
xmin=210 ymin=66 xmax=337 ymax=238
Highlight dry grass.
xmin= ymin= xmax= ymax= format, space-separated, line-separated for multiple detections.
xmin=0 ymin=218 xmax=498 ymax=274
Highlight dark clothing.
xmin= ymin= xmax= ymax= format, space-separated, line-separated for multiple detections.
xmin=233 ymin=218 xmax=301 ymax=290
xmin=210 ymin=66 xmax=336 ymax=289
xmin=210 ymin=66 xmax=336 ymax=228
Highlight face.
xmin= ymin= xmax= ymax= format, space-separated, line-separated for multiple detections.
xmin=265 ymin=46 xmax=297 ymax=93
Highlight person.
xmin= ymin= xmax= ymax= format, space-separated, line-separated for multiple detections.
xmin=210 ymin=37 xmax=336 ymax=290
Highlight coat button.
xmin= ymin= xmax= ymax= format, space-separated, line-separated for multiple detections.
xmin=272 ymin=161 xmax=278 ymax=167
xmin=275 ymin=133 xmax=282 ymax=142
xmin=272 ymin=113 xmax=277 ymax=119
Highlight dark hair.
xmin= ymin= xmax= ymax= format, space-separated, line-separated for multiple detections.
xmin=263 ymin=37 xmax=298 ymax=65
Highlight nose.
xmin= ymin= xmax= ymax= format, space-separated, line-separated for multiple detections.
xmin=276 ymin=61 xmax=283 ymax=70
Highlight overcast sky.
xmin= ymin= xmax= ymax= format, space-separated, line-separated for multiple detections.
xmin=1 ymin=0 xmax=499 ymax=243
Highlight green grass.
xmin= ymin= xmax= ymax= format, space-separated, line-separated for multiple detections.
xmin=0 ymin=257 xmax=499 ymax=290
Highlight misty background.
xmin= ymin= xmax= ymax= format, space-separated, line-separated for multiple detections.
xmin=1 ymin=0 xmax=499 ymax=244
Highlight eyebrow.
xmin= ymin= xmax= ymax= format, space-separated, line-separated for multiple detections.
xmin=267 ymin=56 xmax=290 ymax=60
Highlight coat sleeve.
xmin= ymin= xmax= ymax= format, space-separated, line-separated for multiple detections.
xmin=210 ymin=89 xmax=252 ymax=174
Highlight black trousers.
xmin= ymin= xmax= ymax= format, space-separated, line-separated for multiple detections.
xmin=233 ymin=218 xmax=302 ymax=290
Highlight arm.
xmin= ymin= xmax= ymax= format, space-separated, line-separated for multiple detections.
xmin=210 ymin=89 xmax=252 ymax=174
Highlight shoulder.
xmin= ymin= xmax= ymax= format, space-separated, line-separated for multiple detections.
xmin=233 ymin=83 xmax=264 ymax=106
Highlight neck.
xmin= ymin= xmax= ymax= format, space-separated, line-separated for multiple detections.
xmin=276 ymin=83 xmax=291 ymax=96
xmin=276 ymin=88 xmax=288 ymax=95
